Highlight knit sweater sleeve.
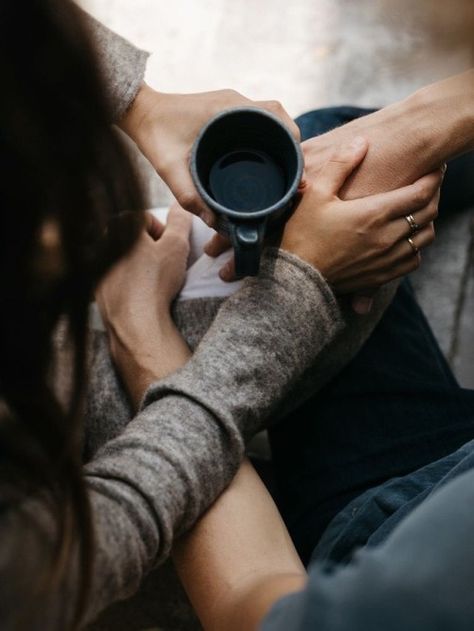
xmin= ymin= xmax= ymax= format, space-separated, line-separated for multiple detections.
xmin=0 ymin=250 xmax=343 ymax=629
xmin=81 ymin=9 xmax=150 ymax=120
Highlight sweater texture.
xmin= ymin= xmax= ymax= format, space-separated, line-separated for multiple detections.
xmin=0 ymin=13 xmax=396 ymax=629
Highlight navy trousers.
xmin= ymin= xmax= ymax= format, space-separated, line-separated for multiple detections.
xmin=269 ymin=107 xmax=474 ymax=564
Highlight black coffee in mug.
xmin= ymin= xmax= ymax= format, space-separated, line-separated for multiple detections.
xmin=190 ymin=108 xmax=303 ymax=277
xmin=208 ymin=149 xmax=286 ymax=213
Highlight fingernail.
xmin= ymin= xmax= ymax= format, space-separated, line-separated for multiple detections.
xmin=350 ymin=136 xmax=366 ymax=150
xmin=353 ymin=297 xmax=373 ymax=315
xmin=441 ymin=163 xmax=447 ymax=175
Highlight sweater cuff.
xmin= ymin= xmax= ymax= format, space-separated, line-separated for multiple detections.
xmin=82 ymin=10 xmax=150 ymax=121
xmin=259 ymin=246 xmax=340 ymax=318
xmin=141 ymin=247 xmax=343 ymax=438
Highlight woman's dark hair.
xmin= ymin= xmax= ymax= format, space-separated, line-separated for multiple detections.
xmin=0 ymin=0 xmax=145 ymax=626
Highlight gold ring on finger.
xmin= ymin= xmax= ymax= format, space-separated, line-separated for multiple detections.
xmin=407 ymin=236 xmax=419 ymax=255
xmin=405 ymin=213 xmax=420 ymax=234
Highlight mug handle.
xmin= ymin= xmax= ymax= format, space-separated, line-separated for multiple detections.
xmin=229 ymin=220 xmax=266 ymax=277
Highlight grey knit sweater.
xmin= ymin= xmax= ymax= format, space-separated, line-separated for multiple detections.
xmin=0 ymin=13 xmax=396 ymax=630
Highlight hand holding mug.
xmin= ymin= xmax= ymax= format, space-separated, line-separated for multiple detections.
xmin=191 ymin=108 xmax=303 ymax=277
xmin=120 ymin=85 xmax=300 ymax=225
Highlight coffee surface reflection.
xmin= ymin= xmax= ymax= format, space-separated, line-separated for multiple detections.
xmin=208 ymin=149 xmax=285 ymax=212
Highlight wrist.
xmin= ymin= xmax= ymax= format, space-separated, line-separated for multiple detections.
xmin=405 ymin=70 xmax=474 ymax=160
xmin=119 ymin=82 xmax=166 ymax=143
xmin=107 ymin=312 xmax=191 ymax=409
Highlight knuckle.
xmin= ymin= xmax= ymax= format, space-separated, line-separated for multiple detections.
xmin=223 ymin=88 xmax=239 ymax=100
xmin=413 ymin=182 xmax=432 ymax=206
xmin=264 ymin=99 xmax=284 ymax=114
xmin=428 ymin=199 xmax=439 ymax=221
xmin=354 ymin=218 xmax=370 ymax=240
xmin=331 ymin=146 xmax=349 ymax=163
xmin=358 ymin=209 xmax=375 ymax=230
xmin=426 ymin=226 xmax=436 ymax=244
xmin=176 ymin=190 xmax=199 ymax=211
xmin=412 ymin=254 xmax=422 ymax=270
xmin=157 ymin=155 xmax=178 ymax=176
xmin=372 ymin=232 xmax=392 ymax=252
xmin=428 ymin=199 xmax=439 ymax=220
xmin=330 ymin=142 xmax=358 ymax=166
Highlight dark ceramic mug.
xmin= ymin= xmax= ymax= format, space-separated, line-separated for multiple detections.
xmin=190 ymin=107 xmax=304 ymax=277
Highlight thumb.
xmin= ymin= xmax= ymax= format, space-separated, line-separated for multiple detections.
xmin=316 ymin=136 xmax=368 ymax=198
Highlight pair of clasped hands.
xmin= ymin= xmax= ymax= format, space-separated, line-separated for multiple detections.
xmin=104 ymin=85 xmax=440 ymax=323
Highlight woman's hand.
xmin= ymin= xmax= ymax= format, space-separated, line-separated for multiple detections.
xmin=281 ymin=137 xmax=441 ymax=296
xmin=120 ymin=84 xmax=300 ymax=225
xmin=96 ymin=204 xmax=192 ymax=408
xmin=97 ymin=203 xmax=191 ymax=328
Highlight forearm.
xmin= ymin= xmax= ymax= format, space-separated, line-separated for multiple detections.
xmin=173 ymin=459 xmax=306 ymax=631
xmin=81 ymin=250 xmax=341 ymax=620
xmin=80 ymin=8 xmax=149 ymax=120
xmin=348 ymin=70 xmax=474 ymax=194
xmin=305 ymin=70 xmax=474 ymax=198
xmin=146 ymin=249 xmax=343 ymax=439
xmin=410 ymin=70 xmax=474 ymax=161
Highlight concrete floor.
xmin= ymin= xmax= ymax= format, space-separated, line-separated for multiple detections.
xmin=81 ymin=1 xmax=474 ymax=628
xmin=82 ymin=0 xmax=473 ymax=114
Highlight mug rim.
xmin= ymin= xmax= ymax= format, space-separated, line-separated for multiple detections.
xmin=190 ymin=106 xmax=304 ymax=221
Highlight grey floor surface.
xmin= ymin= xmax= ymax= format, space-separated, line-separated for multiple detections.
xmin=412 ymin=209 xmax=474 ymax=387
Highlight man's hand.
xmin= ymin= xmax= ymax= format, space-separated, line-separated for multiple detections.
xmin=302 ymin=69 xmax=474 ymax=201
xmin=119 ymin=84 xmax=300 ymax=225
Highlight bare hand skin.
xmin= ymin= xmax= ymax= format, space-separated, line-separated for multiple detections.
xmin=299 ymin=70 xmax=473 ymax=312
xmin=96 ymin=204 xmax=192 ymax=408
xmin=302 ymin=70 xmax=474 ymax=202
xmin=211 ymin=138 xmax=440 ymax=293
xmin=206 ymin=70 xmax=474 ymax=312
xmin=120 ymin=84 xmax=300 ymax=225
xmin=280 ymin=138 xmax=440 ymax=293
